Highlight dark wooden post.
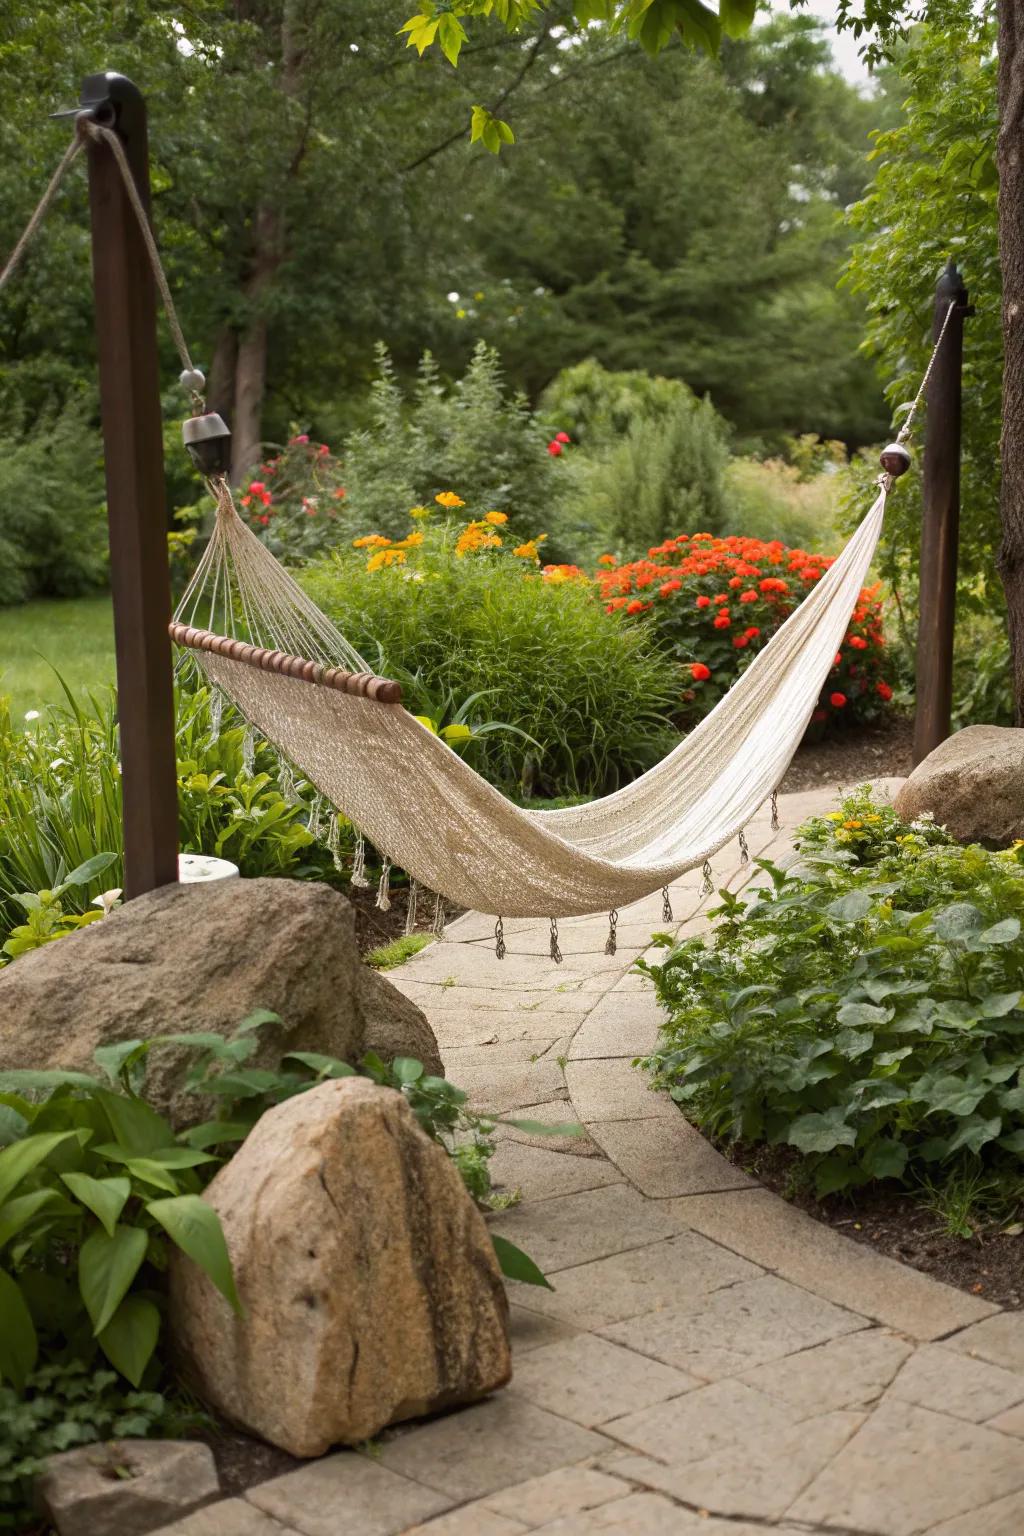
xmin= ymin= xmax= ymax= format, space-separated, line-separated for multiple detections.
xmin=913 ymin=260 xmax=969 ymax=767
xmin=80 ymin=73 xmax=179 ymax=897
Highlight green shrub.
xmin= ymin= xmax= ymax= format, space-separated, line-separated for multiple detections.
xmin=540 ymin=361 xmax=729 ymax=562
xmin=0 ymin=403 xmax=108 ymax=606
xmin=333 ymin=343 xmax=563 ymax=543
xmin=952 ymin=615 xmax=1014 ymax=730
xmin=640 ymin=788 xmax=1024 ymax=1200
xmin=302 ymin=505 xmax=679 ymax=796
xmin=722 ymin=440 xmax=844 ymax=551
xmin=0 ymin=682 xmax=338 ymax=953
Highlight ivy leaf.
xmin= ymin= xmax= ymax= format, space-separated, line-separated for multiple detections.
xmin=786 ymin=1107 xmax=856 ymax=1154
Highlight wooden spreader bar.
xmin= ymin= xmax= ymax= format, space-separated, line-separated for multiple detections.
xmin=169 ymin=623 xmax=404 ymax=705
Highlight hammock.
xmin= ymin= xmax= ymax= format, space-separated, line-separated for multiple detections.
xmin=0 ymin=119 xmax=938 ymax=945
xmin=169 ymin=475 xmax=889 ymax=924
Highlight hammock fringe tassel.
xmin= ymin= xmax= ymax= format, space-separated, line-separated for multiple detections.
xmin=662 ymin=886 xmax=673 ymax=924
xmin=701 ymin=859 xmax=714 ymax=897
xmin=494 ymin=915 xmax=506 ymax=960
xmin=405 ymin=879 xmax=419 ymax=936
xmin=771 ymin=789 xmax=781 ymax=833
xmin=738 ymin=829 xmax=750 ymax=865
xmin=350 ymin=833 xmax=370 ymax=889
xmin=605 ymin=909 xmax=618 ymax=957
xmin=549 ymin=917 xmax=563 ymax=965
xmin=376 ymin=858 xmax=392 ymax=912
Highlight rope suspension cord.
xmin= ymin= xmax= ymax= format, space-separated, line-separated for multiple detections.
xmin=0 ymin=134 xmax=84 ymax=293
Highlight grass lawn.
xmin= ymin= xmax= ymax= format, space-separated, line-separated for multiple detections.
xmin=0 ymin=595 xmax=116 ymax=722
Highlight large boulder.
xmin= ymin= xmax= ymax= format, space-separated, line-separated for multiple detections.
xmin=169 ymin=1077 xmax=511 ymax=1456
xmin=894 ymin=725 xmax=1024 ymax=846
xmin=0 ymin=878 xmax=441 ymax=1123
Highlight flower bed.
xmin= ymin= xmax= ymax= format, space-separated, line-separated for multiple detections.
xmin=598 ymin=533 xmax=892 ymax=730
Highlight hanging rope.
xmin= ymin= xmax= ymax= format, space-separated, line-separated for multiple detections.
xmin=895 ymin=299 xmax=959 ymax=445
xmin=0 ymin=134 xmax=83 ymax=294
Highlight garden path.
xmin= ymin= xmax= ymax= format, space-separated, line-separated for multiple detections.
xmin=160 ymin=785 xmax=1024 ymax=1536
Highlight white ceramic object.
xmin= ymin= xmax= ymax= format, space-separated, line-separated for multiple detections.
xmin=177 ymin=853 xmax=239 ymax=883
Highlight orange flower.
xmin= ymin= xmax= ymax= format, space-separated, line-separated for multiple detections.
xmin=713 ymin=613 xmax=731 ymax=630
xmin=353 ymin=534 xmax=392 ymax=549
xmin=484 ymin=510 xmax=508 ymax=525
xmin=435 ymin=491 xmax=465 ymax=508
xmin=597 ymin=554 xmax=617 ymax=567
xmin=690 ymin=662 xmax=711 ymax=681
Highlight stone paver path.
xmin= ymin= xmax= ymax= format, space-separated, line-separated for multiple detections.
xmin=159 ymin=785 xmax=1024 ymax=1536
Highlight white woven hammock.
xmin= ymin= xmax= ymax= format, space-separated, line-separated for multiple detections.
xmin=171 ymin=479 xmax=889 ymax=922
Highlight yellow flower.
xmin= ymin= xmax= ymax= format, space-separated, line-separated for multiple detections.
xmin=435 ymin=491 xmax=465 ymax=508
xmin=866 ymin=815 xmax=881 ymax=823
xmin=353 ymin=534 xmax=392 ymax=549
xmin=395 ymin=531 xmax=424 ymax=549
xmin=366 ymin=548 xmax=407 ymax=572
xmin=513 ymin=536 xmax=547 ymax=563
xmin=484 ymin=510 xmax=508 ymax=525
xmin=409 ymin=505 xmax=430 ymax=519
xmin=824 ymin=812 xmax=844 ymax=822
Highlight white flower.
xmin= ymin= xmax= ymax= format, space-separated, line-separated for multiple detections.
xmin=92 ymin=888 xmax=123 ymax=917
xmin=24 ymin=710 xmax=40 ymax=721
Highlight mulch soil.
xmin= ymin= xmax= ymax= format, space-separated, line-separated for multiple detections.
xmin=347 ymin=883 xmax=464 ymax=958
xmin=780 ymin=712 xmax=915 ymax=793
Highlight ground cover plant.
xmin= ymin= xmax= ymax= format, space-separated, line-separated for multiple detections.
xmin=599 ymin=532 xmax=892 ymax=731
xmin=302 ymin=495 xmax=679 ymax=796
xmin=0 ymin=1017 xmax=557 ymax=1526
xmin=640 ymin=789 xmax=1024 ymax=1208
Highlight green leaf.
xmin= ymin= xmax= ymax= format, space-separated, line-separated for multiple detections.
xmin=181 ymin=1120 xmax=253 ymax=1150
xmin=122 ymin=1159 xmax=184 ymax=1195
xmin=0 ymin=1130 xmax=82 ymax=1206
xmin=814 ymin=1156 xmax=859 ymax=1196
xmin=437 ymin=11 xmax=467 ymax=65
xmin=491 ymin=1234 xmax=552 ymax=1290
xmin=93 ymin=1041 xmax=146 ymax=1086
xmin=836 ymin=1002 xmax=891 ymax=1028
xmin=63 ymin=852 xmax=118 ymax=888
xmin=236 ymin=1010 xmax=284 ymax=1035
xmin=97 ymin=1295 xmax=160 ymax=1387
xmin=282 ymin=1052 xmax=357 ymax=1080
xmin=786 ymin=1107 xmax=856 ymax=1154
xmin=933 ymin=903 xmax=985 ymax=941
xmin=979 ymin=992 xmax=1022 ymax=1018
xmin=853 ymin=1079 xmax=907 ymax=1112
xmin=0 ymin=1069 xmax=99 ymax=1094
xmin=835 ymin=1028 xmax=874 ymax=1058
xmin=862 ymin=1138 xmax=908 ymax=1179
xmin=719 ymin=0 xmax=757 ymax=38
xmin=978 ymin=918 xmax=1021 ymax=946
xmin=391 ymin=1058 xmax=425 ymax=1085
xmin=947 ymin=1114 xmax=1001 ymax=1155
xmin=79 ymin=1223 xmax=148 ymax=1335
xmin=826 ymin=890 xmax=873 ymax=922
xmin=0 ymin=1267 xmax=37 ymax=1389
xmin=96 ymin=1090 xmax=175 ymax=1157
xmin=0 ymin=1188 xmax=73 ymax=1248
xmin=910 ymin=1073 xmax=989 ymax=1117
xmin=60 ymin=1173 xmax=130 ymax=1238
xmin=200 ymin=1069 xmax=283 ymax=1100
xmin=998 ymin=1129 xmax=1024 ymax=1153
xmin=146 ymin=1195 xmax=240 ymax=1313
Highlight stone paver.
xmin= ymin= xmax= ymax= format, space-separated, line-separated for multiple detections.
xmin=160 ymin=785 xmax=1021 ymax=1536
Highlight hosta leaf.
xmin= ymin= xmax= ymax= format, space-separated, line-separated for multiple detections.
xmin=182 ymin=1121 xmax=254 ymax=1150
xmin=835 ymin=1028 xmax=874 ymax=1058
xmin=79 ymin=1224 xmax=148 ymax=1336
xmin=786 ymin=1107 xmax=856 ymax=1154
xmin=826 ymin=891 xmax=873 ymax=922
xmin=60 ymin=1173 xmax=130 ymax=1238
xmin=0 ymin=1267 xmax=37 ymax=1389
xmin=491 ymin=1234 xmax=552 ymax=1289
xmin=932 ymin=903 xmax=985 ymax=941
xmin=947 ymin=1114 xmax=1002 ymax=1155
xmin=980 ymin=992 xmax=1022 ymax=1018
xmin=979 ymin=918 xmax=1021 ymax=946
xmin=862 ymin=1139 xmax=908 ymax=1179
xmin=146 ymin=1195 xmax=240 ymax=1313
xmin=97 ymin=1295 xmax=160 ymax=1387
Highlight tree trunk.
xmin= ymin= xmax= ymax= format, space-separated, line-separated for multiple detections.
xmin=230 ymin=205 xmax=280 ymax=483
xmin=207 ymin=326 xmax=238 ymax=425
xmin=997 ymin=0 xmax=1024 ymax=723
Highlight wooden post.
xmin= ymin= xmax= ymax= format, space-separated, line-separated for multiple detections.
xmin=913 ymin=260 xmax=969 ymax=767
xmin=80 ymin=73 xmax=179 ymax=897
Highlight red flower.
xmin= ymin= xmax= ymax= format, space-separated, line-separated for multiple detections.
xmin=695 ymin=595 xmax=712 ymax=609
xmin=626 ymin=599 xmax=646 ymax=615
xmin=690 ymin=662 xmax=711 ymax=682
xmin=876 ymin=680 xmax=893 ymax=701
xmin=659 ymin=580 xmax=682 ymax=598
xmin=739 ymin=590 xmax=758 ymax=604
xmin=848 ymin=635 xmax=868 ymax=650
xmin=745 ymin=626 xmax=760 ymax=639
xmin=317 ymin=444 xmax=330 ymax=457
xmin=713 ymin=613 xmax=731 ymax=630
xmin=713 ymin=593 xmax=729 ymax=605
xmin=830 ymin=692 xmax=847 ymax=708
xmin=547 ymin=441 xmax=563 ymax=456
xmin=555 ymin=431 xmax=571 ymax=444
xmin=733 ymin=634 xmax=749 ymax=648
xmin=258 ymin=514 xmax=270 ymax=527
xmin=290 ymin=434 xmax=309 ymax=445
xmin=248 ymin=481 xmax=266 ymax=495
xmin=728 ymin=576 xmax=742 ymax=589
xmin=834 ymin=653 xmax=842 ymax=667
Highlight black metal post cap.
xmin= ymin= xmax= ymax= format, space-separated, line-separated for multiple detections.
xmin=879 ymin=442 xmax=912 ymax=478
xmin=182 ymin=411 xmax=231 ymax=476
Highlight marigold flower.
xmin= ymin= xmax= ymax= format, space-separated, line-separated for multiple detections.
xmin=659 ymin=580 xmax=682 ymax=598
xmin=435 ymin=491 xmax=465 ymax=508
xmin=484 ymin=511 xmax=508 ymax=525
xmin=690 ymin=662 xmax=711 ymax=681
xmin=334 ymin=488 xmax=347 ymax=499
xmin=713 ymin=613 xmax=731 ymax=630
xmin=713 ymin=593 xmax=729 ymax=605
xmin=728 ymin=576 xmax=742 ymax=589
xmin=367 ymin=548 xmax=407 ymax=572
xmin=597 ymin=553 xmax=616 ymax=567
xmin=395 ymin=531 xmax=424 ymax=549
xmin=409 ymin=504 xmax=429 ymax=519
xmin=626 ymin=599 xmax=646 ymax=615
xmin=830 ymin=692 xmax=847 ymax=708
xmin=353 ymin=535 xmax=392 ymax=549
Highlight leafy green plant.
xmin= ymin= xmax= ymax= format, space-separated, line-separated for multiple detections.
xmin=0 ymin=1058 xmax=240 ymax=1394
xmin=640 ymin=789 xmax=1024 ymax=1200
xmin=0 ymin=853 xmax=117 ymax=965
xmin=0 ymin=1361 xmax=197 ymax=1532
xmin=302 ymin=504 xmax=678 ymax=796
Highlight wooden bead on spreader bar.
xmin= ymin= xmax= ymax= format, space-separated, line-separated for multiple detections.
xmin=166 ymin=622 xmax=403 ymax=705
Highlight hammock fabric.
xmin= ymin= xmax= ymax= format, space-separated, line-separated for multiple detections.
xmin=171 ymin=479 xmax=889 ymax=920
